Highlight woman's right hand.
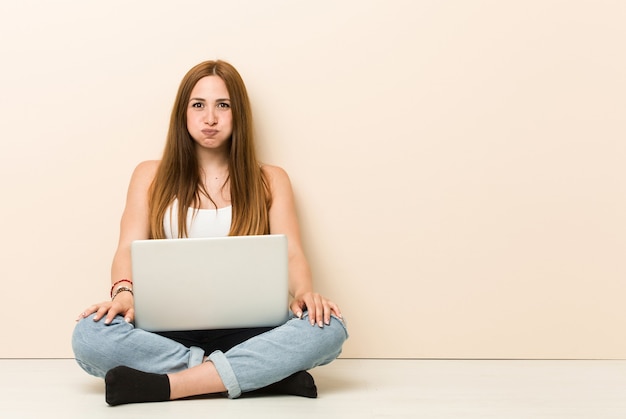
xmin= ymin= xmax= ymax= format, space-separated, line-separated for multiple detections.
xmin=77 ymin=292 xmax=135 ymax=324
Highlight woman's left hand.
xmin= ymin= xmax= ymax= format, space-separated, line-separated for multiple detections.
xmin=290 ymin=292 xmax=342 ymax=328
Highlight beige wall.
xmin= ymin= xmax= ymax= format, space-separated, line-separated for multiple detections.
xmin=1 ymin=0 xmax=624 ymax=359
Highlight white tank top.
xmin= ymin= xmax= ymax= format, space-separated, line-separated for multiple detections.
xmin=163 ymin=199 xmax=232 ymax=239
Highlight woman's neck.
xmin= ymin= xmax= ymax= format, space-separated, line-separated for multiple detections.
xmin=195 ymin=145 xmax=230 ymax=178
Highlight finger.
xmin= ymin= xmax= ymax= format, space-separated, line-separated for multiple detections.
xmin=124 ymin=308 xmax=135 ymax=323
xmin=328 ymin=301 xmax=342 ymax=322
xmin=290 ymin=300 xmax=304 ymax=318
xmin=94 ymin=305 xmax=111 ymax=322
xmin=88 ymin=302 xmax=108 ymax=321
xmin=319 ymin=299 xmax=332 ymax=328
xmin=297 ymin=294 xmax=314 ymax=325
xmin=313 ymin=295 xmax=326 ymax=328
xmin=323 ymin=301 xmax=335 ymax=325
xmin=104 ymin=305 xmax=120 ymax=325
xmin=305 ymin=294 xmax=320 ymax=326
xmin=77 ymin=305 xmax=96 ymax=321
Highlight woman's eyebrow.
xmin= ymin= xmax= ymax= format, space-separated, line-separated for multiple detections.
xmin=189 ymin=97 xmax=230 ymax=102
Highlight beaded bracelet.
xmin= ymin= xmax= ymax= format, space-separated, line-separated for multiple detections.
xmin=110 ymin=279 xmax=133 ymax=298
xmin=111 ymin=286 xmax=133 ymax=301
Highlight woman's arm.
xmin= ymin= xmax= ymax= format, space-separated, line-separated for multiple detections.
xmin=78 ymin=160 xmax=159 ymax=324
xmin=262 ymin=165 xmax=342 ymax=327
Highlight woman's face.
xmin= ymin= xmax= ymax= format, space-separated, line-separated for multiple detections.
xmin=186 ymin=76 xmax=233 ymax=152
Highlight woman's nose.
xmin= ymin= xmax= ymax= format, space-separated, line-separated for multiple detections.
xmin=205 ymin=110 xmax=217 ymax=125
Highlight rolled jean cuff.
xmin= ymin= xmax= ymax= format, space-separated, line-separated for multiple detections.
xmin=207 ymin=350 xmax=241 ymax=399
xmin=189 ymin=346 xmax=205 ymax=369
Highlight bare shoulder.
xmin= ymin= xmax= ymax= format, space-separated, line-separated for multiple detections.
xmin=130 ymin=160 xmax=160 ymax=184
xmin=134 ymin=160 xmax=160 ymax=177
xmin=261 ymin=165 xmax=296 ymax=208
xmin=125 ymin=160 xmax=160 ymax=197
xmin=261 ymin=164 xmax=291 ymax=185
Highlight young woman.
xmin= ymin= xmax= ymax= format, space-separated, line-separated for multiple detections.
xmin=72 ymin=60 xmax=348 ymax=406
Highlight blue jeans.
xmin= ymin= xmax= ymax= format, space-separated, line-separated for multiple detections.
xmin=72 ymin=312 xmax=348 ymax=398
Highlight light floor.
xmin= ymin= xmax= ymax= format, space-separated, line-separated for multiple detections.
xmin=1 ymin=359 xmax=625 ymax=418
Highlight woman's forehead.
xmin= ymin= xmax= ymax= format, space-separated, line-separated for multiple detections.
xmin=190 ymin=76 xmax=230 ymax=99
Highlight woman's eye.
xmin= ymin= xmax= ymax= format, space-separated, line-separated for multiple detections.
xmin=191 ymin=102 xmax=204 ymax=108
xmin=217 ymin=102 xmax=230 ymax=109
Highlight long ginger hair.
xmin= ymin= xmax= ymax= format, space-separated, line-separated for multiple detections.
xmin=149 ymin=60 xmax=270 ymax=238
